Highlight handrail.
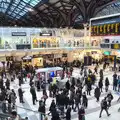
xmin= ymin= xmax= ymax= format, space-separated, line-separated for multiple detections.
xmin=0 ymin=100 xmax=51 ymax=117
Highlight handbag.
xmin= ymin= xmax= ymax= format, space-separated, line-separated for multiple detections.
xmin=82 ymin=116 xmax=85 ymax=120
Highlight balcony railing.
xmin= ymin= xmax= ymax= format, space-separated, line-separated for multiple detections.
xmin=0 ymin=101 xmax=51 ymax=120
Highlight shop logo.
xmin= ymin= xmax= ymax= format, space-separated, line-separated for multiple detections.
xmin=12 ymin=32 xmax=26 ymax=36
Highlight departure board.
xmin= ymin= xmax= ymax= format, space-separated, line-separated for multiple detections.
xmin=91 ymin=15 xmax=120 ymax=36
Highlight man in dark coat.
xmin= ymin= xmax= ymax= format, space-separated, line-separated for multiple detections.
xmin=65 ymin=80 xmax=70 ymax=90
xmin=99 ymin=97 xmax=110 ymax=118
xmin=107 ymin=92 xmax=113 ymax=107
xmin=94 ymin=86 xmax=101 ymax=102
xmin=113 ymin=72 xmax=118 ymax=91
xmin=30 ymin=85 xmax=37 ymax=105
xmin=18 ymin=86 xmax=24 ymax=103
xmin=6 ymin=79 xmax=10 ymax=90
xmin=78 ymin=106 xmax=85 ymax=120
xmin=98 ymin=80 xmax=103 ymax=92
xmin=38 ymin=100 xmax=45 ymax=120
xmin=66 ymin=106 xmax=71 ymax=120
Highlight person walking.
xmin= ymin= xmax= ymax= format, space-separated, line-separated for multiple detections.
xmin=99 ymin=97 xmax=111 ymax=118
xmin=82 ymin=92 xmax=88 ymax=109
xmin=78 ymin=106 xmax=85 ymax=120
xmin=113 ymin=72 xmax=118 ymax=91
xmin=86 ymin=80 xmax=92 ymax=96
xmin=30 ymin=85 xmax=37 ymax=105
xmin=38 ymin=100 xmax=45 ymax=120
xmin=10 ymin=89 xmax=17 ymax=109
xmin=107 ymin=92 xmax=113 ymax=107
xmin=6 ymin=79 xmax=10 ymax=90
xmin=18 ymin=86 xmax=25 ymax=103
xmin=74 ymin=93 xmax=80 ymax=111
xmin=94 ymin=86 xmax=101 ymax=102
xmin=98 ymin=80 xmax=103 ymax=92
xmin=66 ymin=106 xmax=71 ymax=120
xmin=49 ymin=100 xmax=56 ymax=114
xmin=105 ymin=77 xmax=110 ymax=92
xmin=51 ymin=108 xmax=60 ymax=120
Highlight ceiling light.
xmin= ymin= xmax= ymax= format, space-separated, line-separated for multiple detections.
xmin=26 ymin=8 xmax=34 ymax=12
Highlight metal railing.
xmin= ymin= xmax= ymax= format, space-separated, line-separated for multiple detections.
xmin=0 ymin=101 xmax=51 ymax=120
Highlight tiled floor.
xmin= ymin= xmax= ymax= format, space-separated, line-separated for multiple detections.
xmin=8 ymin=66 xmax=120 ymax=120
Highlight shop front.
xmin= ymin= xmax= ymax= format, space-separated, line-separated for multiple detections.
xmin=32 ymin=55 xmax=43 ymax=67
xmin=36 ymin=67 xmax=63 ymax=82
xmin=22 ymin=56 xmax=32 ymax=67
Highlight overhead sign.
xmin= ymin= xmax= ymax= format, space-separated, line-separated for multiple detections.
xmin=16 ymin=44 xmax=31 ymax=49
xmin=111 ymin=44 xmax=120 ymax=49
xmin=12 ymin=32 xmax=26 ymax=36
xmin=91 ymin=15 xmax=120 ymax=36
xmin=100 ymin=44 xmax=110 ymax=48
xmin=40 ymin=33 xmax=52 ymax=36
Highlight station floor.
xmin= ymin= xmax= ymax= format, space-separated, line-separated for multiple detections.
xmin=9 ymin=66 xmax=120 ymax=120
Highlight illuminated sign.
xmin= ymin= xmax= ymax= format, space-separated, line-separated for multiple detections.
xmin=111 ymin=44 xmax=120 ymax=49
xmin=91 ymin=15 xmax=120 ymax=36
xmin=12 ymin=32 xmax=26 ymax=36
xmin=40 ymin=33 xmax=52 ymax=36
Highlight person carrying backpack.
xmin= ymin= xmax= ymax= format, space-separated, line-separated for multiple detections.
xmin=99 ymin=97 xmax=111 ymax=118
xmin=107 ymin=92 xmax=113 ymax=107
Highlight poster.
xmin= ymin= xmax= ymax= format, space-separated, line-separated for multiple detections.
xmin=32 ymin=37 xmax=59 ymax=48
xmin=32 ymin=58 xmax=43 ymax=66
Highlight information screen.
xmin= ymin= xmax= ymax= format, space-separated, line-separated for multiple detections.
xmin=91 ymin=15 xmax=120 ymax=36
xmin=111 ymin=44 xmax=120 ymax=49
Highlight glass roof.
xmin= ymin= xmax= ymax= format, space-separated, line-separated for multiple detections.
xmin=0 ymin=0 xmax=42 ymax=19
xmin=96 ymin=1 xmax=120 ymax=17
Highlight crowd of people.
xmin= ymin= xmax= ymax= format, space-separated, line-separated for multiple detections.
xmin=0 ymin=60 xmax=120 ymax=120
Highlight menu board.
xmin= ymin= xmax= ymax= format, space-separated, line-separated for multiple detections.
xmin=91 ymin=15 xmax=120 ymax=36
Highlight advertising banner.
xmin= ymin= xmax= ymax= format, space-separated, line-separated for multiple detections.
xmin=32 ymin=36 xmax=59 ymax=48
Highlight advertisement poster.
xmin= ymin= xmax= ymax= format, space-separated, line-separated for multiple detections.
xmin=74 ymin=38 xmax=84 ymax=47
xmin=32 ymin=37 xmax=59 ymax=48
xmin=32 ymin=58 xmax=43 ymax=66
xmin=91 ymin=37 xmax=102 ymax=47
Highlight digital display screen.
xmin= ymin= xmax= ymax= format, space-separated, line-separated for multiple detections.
xmin=104 ymin=51 xmax=111 ymax=55
xmin=111 ymin=44 xmax=120 ymax=49
xmin=91 ymin=16 xmax=120 ymax=36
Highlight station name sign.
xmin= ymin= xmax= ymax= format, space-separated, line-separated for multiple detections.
xmin=12 ymin=32 xmax=26 ymax=36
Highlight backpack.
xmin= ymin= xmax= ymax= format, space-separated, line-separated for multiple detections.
xmin=101 ymin=100 xmax=105 ymax=108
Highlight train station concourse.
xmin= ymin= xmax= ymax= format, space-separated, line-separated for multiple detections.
xmin=0 ymin=0 xmax=120 ymax=120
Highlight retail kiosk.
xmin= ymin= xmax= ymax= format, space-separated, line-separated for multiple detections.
xmin=36 ymin=67 xmax=63 ymax=81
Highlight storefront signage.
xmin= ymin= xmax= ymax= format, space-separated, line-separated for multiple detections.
xmin=16 ymin=44 xmax=31 ymax=49
xmin=12 ymin=32 xmax=26 ymax=36
xmin=40 ymin=33 xmax=52 ymax=36
xmin=62 ymin=53 xmax=67 ymax=57
xmin=33 ymin=54 xmax=43 ymax=58
xmin=100 ymin=44 xmax=110 ymax=48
